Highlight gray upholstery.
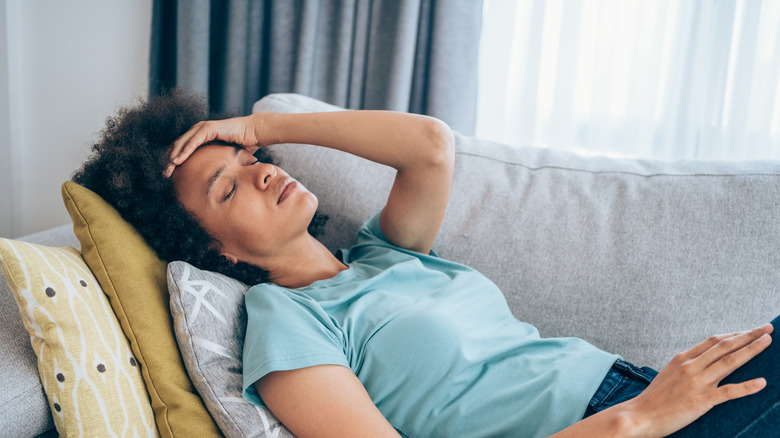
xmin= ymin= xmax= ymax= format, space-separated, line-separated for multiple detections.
xmin=0 ymin=270 xmax=53 ymax=438
xmin=0 ymin=224 xmax=77 ymax=437
xmin=255 ymin=93 xmax=780 ymax=370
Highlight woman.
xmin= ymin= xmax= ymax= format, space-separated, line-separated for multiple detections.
xmin=76 ymin=91 xmax=777 ymax=437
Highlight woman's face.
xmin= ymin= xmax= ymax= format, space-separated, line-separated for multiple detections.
xmin=171 ymin=144 xmax=318 ymax=267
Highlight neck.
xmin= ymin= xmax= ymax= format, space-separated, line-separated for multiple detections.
xmin=265 ymin=236 xmax=348 ymax=289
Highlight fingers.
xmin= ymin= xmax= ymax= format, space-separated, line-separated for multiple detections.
xmin=677 ymin=332 xmax=739 ymax=362
xmin=675 ymin=324 xmax=772 ymax=387
xmin=163 ymin=121 xmax=217 ymax=177
xmin=163 ymin=163 xmax=176 ymax=178
xmin=711 ymin=377 xmax=767 ymax=405
xmin=173 ymin=122 xmax=216 ymax=162
xmin=682 ymin=324 xmax=771 ymax=362
xmin=163 ymin=115 xmax=265 ymax=177
xmin=702 ymin=324 xmax=772 ymax=369
xmin=706 ymin=331 xmax=772 ymax=382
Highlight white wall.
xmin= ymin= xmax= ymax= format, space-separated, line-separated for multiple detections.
xmin=1 ymin=0 xmax=151 ymax=238
xmin=0 ymin=1 xmax=15 ymax=239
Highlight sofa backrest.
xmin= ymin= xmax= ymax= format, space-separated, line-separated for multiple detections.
xmin=257 ymin=93 xmax=780 ymax=370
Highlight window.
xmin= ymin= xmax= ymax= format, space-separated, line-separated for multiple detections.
xmin=477 ymin=0 xmax=780 ymax=161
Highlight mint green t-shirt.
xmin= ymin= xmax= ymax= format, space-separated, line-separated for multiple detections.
xmin=242 ymin=213 xmax=618 ymax=437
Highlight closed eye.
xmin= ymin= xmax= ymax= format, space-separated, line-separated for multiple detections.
xmin=224 ymin=182 xmax=237 ymax=201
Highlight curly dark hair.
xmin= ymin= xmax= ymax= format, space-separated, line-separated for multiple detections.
xmin=73 ymin=89 xmax=327 ymax=285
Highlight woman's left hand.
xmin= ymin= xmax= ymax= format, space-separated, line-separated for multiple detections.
xmin=164 ymin=113 xmax=270 ymax=177
xmin=551 ymin=323 xmax=773 ymax=438
xmin=619 ymin=323 xmax=773 ymax=437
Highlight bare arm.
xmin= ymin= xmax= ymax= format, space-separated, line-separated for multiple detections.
xmin=167 ymin=110 xmax=455 ymax=253
xmin=260 ymin=111 xmax=454 ymax=253
xmin=255 ymin=365 xmax=401 ymax=438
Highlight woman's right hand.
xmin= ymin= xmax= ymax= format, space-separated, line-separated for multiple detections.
xmin=164 ymin=112 xmax=271 ymax=177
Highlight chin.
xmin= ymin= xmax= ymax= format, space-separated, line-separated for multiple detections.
xmin=305 ymin=198 xmax=319 ymax=222
xmin=304 ymin=194 xmax=325 ymax=235
xmin=304 ymin=190 xmax=319 ymax=211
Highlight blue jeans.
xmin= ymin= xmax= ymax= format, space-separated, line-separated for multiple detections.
xmin=584 ymin=314 xmax=780 ymax=437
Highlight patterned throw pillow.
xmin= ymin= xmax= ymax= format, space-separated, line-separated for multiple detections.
xmin=167 ymin=261 xmax=295 ymax=438
xmin=61 ymin=181 xmax=223 ymax=437
xmin=0 ymin=238 xmax=157 ymax=437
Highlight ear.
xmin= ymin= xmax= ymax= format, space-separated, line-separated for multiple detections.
xmin=221 ymin=252 xmax=238 ymax=264
xmin=210 ymin=241 xmax=238 ymax=264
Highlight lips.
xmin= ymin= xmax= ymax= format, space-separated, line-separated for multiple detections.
xmin=277 ymin=180 xmax=297 ymax=204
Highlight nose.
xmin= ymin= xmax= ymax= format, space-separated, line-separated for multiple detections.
xmin=253 ymin=162 xmax=277 ymax=190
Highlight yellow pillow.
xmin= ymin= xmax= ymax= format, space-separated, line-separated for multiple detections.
xmin=0 ymin=239 xmax=157 ymax=436
xmin=61 ymin=181 xmax=222 ymax=438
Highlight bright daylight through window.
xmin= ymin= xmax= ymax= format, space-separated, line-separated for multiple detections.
xmin=476 ymin=0 xmax=780 ymax=161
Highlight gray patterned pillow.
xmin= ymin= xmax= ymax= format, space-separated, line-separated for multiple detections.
xmin=167 ymin=261 xmax=295 ymax=438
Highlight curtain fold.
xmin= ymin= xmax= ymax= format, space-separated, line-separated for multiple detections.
xmin=150 ymin=0 xmax=482 ymax=134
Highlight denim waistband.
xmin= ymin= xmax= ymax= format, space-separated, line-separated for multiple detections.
xmin=583 ymin=359 xmax=658 ymax=419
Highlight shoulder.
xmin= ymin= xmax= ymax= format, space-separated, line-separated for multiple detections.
xmin=246 ymin=283 xmax=324 ymax=314
xmin=343 ymin=211 xmax=440 ymax=264
xmin=242 ymin=284 xmax=347 ymax=376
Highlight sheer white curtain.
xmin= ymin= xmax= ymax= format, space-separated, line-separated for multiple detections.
xmin=476 ymin=0 xmax=780 ymax=161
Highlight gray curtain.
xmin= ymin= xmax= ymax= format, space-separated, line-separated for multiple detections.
xmin=150 ymin=0 xmax=483 ymax=134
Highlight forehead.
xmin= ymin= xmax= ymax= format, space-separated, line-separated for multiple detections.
xmin=177 ymin=144 xmax=242 ymax=172
xmin=171 ymin=145 xmax=242 ymax=191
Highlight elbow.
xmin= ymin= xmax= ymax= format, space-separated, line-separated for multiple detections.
xmin=420 ymin=117 xmax=455 ymax=170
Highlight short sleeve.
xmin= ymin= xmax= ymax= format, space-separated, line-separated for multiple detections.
xmin=242 ymin=285 xmax=349 ymax=406
xmin=356 ymin=211 xmax=389 ymax=246
xmin=352 ymin=211 xmax=439 ymax=258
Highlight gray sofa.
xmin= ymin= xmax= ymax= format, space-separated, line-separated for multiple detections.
xmin=2 ymin=93 xmax=779 ymax=437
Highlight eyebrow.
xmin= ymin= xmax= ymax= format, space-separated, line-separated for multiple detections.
xmin=205 ymin=146 xmax=242 ymax=198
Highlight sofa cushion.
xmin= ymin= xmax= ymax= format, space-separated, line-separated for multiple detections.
xmin=0 ymin=239 xmax=156 ymax=436
xmin=61 ymin=181 xmax=222 ymax=438
xmin=167 ymin=261 xmax=295 ymax=438
xmin=253 ymin=93 xmax=780 ymax=370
